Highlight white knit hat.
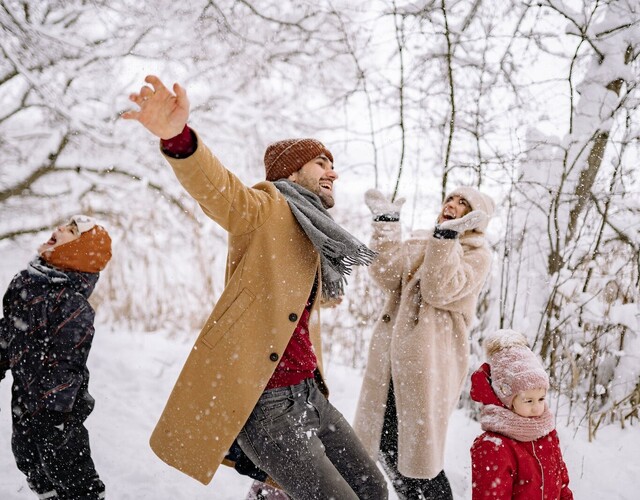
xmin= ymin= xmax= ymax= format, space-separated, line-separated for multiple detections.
xmin=70 ymin=214 xmax=99 ymax=234
xmin=484 ymin=329 xmax=549 ymax=408
xmin=445 ymin=186 xmax=495 ymax=232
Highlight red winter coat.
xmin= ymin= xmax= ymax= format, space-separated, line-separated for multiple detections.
xmin=470 ymin=364 xmax=573 ymax=500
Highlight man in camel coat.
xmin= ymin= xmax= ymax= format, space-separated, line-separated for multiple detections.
xmin=123 ymin=75 xmax=387 ymax=500
xmin=354 ymin=187 xmax=494 ymax=499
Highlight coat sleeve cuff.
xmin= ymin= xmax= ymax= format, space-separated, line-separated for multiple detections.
xmin=433 ymin=226 xmax=458 ymax=239
xmin=373 ymin=214 xmax=400 ymax=222
xmin=160 ymin=125 xmax=197 ymax=158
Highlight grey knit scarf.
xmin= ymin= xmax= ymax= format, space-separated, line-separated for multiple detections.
xmin=274 ymin=180 xmax=376 ymax=300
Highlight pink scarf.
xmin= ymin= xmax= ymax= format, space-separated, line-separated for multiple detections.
xmin=480 ymin=404 xmax=555 ymax=442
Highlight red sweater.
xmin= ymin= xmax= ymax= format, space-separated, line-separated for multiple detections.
xmin=161 ymin=126 xmax=317 ymax=389
xmin=264 ymin=300 xmax=317 ymax=389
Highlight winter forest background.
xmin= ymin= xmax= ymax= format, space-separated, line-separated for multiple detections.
xmin=1 ymin=0 xmax=639 ymax=498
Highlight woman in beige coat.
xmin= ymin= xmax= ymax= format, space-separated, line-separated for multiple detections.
xmin=354 ymin=186 xmax=494 ymax=499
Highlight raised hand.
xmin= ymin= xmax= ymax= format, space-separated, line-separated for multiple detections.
xmin=121 ymin=75 xmax=190 ymax=140
xmin=364 ymin=189 xmax=406 ymax=219
xmin=437 ymin=210 xmax=488 ymax=234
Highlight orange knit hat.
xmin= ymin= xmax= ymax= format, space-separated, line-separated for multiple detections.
xmin=264 ymin=138 xmax=333 ymax=181
xmin=43 ymin=216 xmax=112 ymax=273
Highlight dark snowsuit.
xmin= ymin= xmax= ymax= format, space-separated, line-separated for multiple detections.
xmin=0 ymin=318 xmax=8 ymax=382
xmin=1 ymin=258 xmax=105 ymax=499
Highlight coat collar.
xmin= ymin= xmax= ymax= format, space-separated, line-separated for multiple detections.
xmin=28 ymin=257 xmax=98 ymax=298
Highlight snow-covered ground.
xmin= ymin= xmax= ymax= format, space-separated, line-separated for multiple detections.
xmin=1 ymin=327 xmax=638 ymax=499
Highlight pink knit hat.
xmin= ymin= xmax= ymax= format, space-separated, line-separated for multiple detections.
xmin=484 ymin=329 xmax=549 ymax=408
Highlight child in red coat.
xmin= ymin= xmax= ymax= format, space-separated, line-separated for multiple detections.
xmin=470 ymin=329 xmax=573 ymax=499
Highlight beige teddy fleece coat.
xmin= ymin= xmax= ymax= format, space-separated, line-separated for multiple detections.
xmin=354 ymin=222 xmax=492 ymax=479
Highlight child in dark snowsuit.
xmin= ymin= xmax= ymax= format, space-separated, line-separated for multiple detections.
xmin=470 ymin=329 xmax=573 ymax=500
xmin=0 ymin=215 xmax=111 ymax=500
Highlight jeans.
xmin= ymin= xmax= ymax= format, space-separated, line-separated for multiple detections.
xmin=379 ymin=381 xmax=453 ymax=500
xmin=237 ymin=378 xmax=388 ymax=500
xmin=246 ymin=479 xmax=291 ymax=499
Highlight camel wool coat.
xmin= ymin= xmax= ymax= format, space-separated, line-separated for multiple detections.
xmin=354 ymin=222 xmax=492 ymax=479
xmin=149 ymin=131 xmax=327 ymax=485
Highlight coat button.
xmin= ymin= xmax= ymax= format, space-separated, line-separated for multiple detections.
xmin=289 ymin=313 xmax=298 ymax=322
xmin=382 ymin=314 xmax=391 ymax=323
xmin=269 ymin=353 xmax=279 ymax=362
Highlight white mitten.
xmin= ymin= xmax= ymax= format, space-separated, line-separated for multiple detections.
xmin=437 ymin=210 xmax=488 ymax=234
xmin=364 ymin=189 xmax=406 ymax=220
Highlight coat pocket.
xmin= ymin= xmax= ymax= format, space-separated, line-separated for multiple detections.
xmin=200 ymin=288 xmax=255 ymax=349
xmin=258 ymin=394 xmax=296 ymax=422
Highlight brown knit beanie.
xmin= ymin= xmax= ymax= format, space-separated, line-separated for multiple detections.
xmin=43 ymin=216 xmax=112 ymax=273
xmin=264 ymin=138 xmax=333 ymax=181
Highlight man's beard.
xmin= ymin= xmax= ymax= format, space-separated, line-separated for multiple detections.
xmin=318 ymin=190 xmax=335 ymax=209
xmin=298 ymin=178 xmax=335 ymax=209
